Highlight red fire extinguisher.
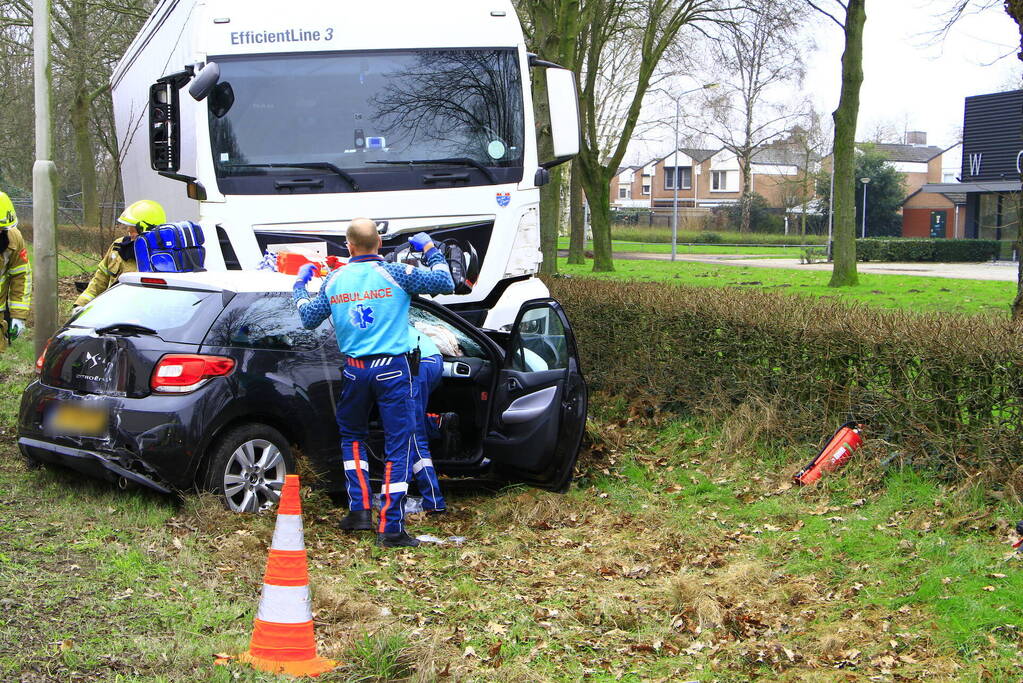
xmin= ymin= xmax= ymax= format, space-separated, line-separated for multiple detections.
xmin=793 ymin=422 xmax=864 ymax=486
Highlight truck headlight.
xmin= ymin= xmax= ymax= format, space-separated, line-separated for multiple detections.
xmin=504 ymin=208 xmax=541 ymax=278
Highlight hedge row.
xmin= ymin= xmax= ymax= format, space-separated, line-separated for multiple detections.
xmin=548 ymin=277 xmax=1023 ymax=475
xmin=856 ymin=238 xmax=999 ymax=262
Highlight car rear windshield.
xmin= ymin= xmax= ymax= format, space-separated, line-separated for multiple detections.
xmin=71 ymin=284 xmax=222 ymax=343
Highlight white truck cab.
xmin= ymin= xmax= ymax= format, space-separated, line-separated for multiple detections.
xmin=111 ymin=0 xmax=579 ymax=329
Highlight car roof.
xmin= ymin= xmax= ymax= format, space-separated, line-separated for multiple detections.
xmin=118 ymin=271 xmax=325 ymax=294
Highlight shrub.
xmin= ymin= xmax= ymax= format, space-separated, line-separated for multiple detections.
xmin=856 ymin=238 xmax=999 ymax=263
xmin=548 ymin=277 xmax=1023 ymax=477
xmin=708 ymin=193 xmax=784 ymax=233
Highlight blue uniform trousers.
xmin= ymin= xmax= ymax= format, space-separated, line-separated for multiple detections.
xmin=335 ymin=354 xmax=416 ymax=534
xmin=411 ymin=354 xmax=445 ymax=511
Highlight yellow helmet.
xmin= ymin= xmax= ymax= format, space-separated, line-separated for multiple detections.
xmin=118 ymin=199 xmax=166 ymax=231
xmin=0 ymin=191 xmax=17 ymax=230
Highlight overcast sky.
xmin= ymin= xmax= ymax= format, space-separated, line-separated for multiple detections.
xmin=628 ymin=2 xmax=1021 ymax=163
xmin=806 ymin=0 xmax=1021 ymax=150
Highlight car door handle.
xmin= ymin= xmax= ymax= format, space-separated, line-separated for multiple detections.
xmin=502 ymin=385 xmax=557 ymax=424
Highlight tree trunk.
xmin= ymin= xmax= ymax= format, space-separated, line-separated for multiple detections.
xmin=576 ymin=147 xmax=614 ymax=272
xmin=828 ymin=0 xmax=865 ymax=288
xmin=739 ymin=156 xmax=753 ymax=233
xmin=588 ymin=182 xmax=614 ymax=272
xmin=539 ymin=168 xmax=563 ymax=275
xmin=1006 ymin=0 xmax=1023 ymax=318
xmin=1013 ymin=193 xmax=1023 ymax=318
xmin=568 ymin=162 xmax=586 ymax=264
xmin=533 ymin=64 xmax=560 ymax=276
xmin=71 ymin=90 xmax=100 ymax=227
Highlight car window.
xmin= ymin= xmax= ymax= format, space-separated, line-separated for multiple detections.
xmin=509 ymin=306 xmax=569 ymax=372
xmin=205 ymin=293 xmax=332 ymax=351
xmin=71 ymin=284 xmax=220 ymax=344
xmin=409 ymin=305 xmax=486 ymax=359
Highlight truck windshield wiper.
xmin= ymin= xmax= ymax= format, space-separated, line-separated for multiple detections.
xmin=227 ymin=162 xmax=361 ymax=191
xmin=95 ymin=323 xmax=159 ymax=337
xmin=366 ymin=158 xmax=498 ymax=184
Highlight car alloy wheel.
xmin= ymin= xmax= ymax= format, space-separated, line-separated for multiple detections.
xmin=222 ymin=438 xmax=287 ymax=512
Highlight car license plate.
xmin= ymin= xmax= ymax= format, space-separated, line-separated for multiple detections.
xmin=46 ymin=403 xmax=108 ymax=437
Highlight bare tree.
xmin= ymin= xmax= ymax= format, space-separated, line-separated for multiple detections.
xmin=1 ymin=0 xmax=151 ymax=226
xmin=807 ymin=0 xmax=866 ymax=288
xmin=575 ymin=0 xmax=728 ymax=272
xmin=697 ymin=0 xmax=809 ymax=233
xmin=517 ymin=0 xmax=588 ymax=275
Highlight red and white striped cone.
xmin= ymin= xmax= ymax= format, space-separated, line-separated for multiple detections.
xmin=236 ymin=474 xmax=337 ymax=677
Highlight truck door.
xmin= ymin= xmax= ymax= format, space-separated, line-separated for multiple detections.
xmin=484 ymin=299 xmax=587 ymax=491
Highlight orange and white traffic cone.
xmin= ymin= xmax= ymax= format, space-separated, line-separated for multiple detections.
xmin=236 ymin=474 xmax=337 ymax=677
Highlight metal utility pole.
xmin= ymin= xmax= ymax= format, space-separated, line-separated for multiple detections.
xmin=672 ymin=99 xmax=679 ymax=261
xmin=860 ymin=176 xmax=871 ymax=239
xmin=669 ymin=82 xmax=718 ymax=262
xmin=33 ymin=0 xmax=58 ymax=356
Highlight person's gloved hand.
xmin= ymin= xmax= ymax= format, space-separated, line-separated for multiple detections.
xmin=408 ymin=232 xmax=435 ymax=254
xmin=296 ymin=263 xmax=317 ymax=286
xmin=9 ymin=318 xmax=24 ymax=340
xmin=71 ymin=306 xmax=84 ymax=318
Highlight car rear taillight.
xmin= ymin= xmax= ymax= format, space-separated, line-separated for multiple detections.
xmin=140 ymin=277 xmax=167 ymax=286
xmin=35 ymin=339 xmax=52 ymax=374
xmin=151 ymin=354 xmax=235 ymax=394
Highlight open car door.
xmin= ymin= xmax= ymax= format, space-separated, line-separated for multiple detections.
xmin=484 ymin=298 xmax=587 ymax=491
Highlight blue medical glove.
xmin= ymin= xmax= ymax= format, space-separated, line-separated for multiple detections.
xmin=408 ymin=232 xmax=435 ymax=253
xmin=296 ymin=263 xmax=317 ymax=286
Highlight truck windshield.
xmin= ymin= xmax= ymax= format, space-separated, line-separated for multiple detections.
xmin=209 ymin=49 xmax=525 ymax=194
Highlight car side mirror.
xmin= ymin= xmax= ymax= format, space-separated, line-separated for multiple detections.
xmin=188 ymin=61 xmax=221 ymax=102
xmin=541 ymin=68 xmax=580 ymax=169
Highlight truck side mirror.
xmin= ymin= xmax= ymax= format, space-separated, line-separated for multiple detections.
xmin=541 ymin=67 xmax=580 ymax=169
xmin=149 ymin=80 xmax=180 ymax=172
xmin=188 ymin=61 xmax=221 ymax=101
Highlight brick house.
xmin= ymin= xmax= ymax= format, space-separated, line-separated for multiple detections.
xmin=645 ymin=146 xmax=815 ymax=210
xmin=821 ymin=132 xmax=963 ymax=238
xmin=611 ymin=159 xmax=658 ymax=208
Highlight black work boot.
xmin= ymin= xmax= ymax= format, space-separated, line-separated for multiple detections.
xmin=339 ymin=509 xmax=373 ymax=532
xmin=376 ymin=530 xmax=420 ymax=548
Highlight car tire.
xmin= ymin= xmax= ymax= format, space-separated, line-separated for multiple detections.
xmin=203 ymin=424 xmax=295 ymax=513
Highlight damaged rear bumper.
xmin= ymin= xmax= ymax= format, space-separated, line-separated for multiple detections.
xmin=19 ymin=436 xmax=173 ymax=493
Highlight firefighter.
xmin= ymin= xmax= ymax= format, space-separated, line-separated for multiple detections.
xmin=293 ymin=219 xmax=453 ymax=547
xmin=74 ymin=199 xmax=166 ymax=310
xmin=0 ymin=191 xmax=30 ymax=348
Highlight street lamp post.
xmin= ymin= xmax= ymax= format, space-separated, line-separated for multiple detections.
xmin=669 ymin=82 xmax=718 ymax=261
xmin=860 ymin=177 xmax=871 ymax=239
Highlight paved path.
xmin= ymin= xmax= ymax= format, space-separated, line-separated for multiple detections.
xmin=559 ymin=250 xmax=1019 ymax=282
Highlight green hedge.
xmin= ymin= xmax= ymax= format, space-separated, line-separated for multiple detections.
xmin=611 ymin=226 xmax=827 ymax=245
xmin=548 ymin=277 xmax=1023 ymax=476
xmin=856 ymin=238 xmax=999 ymax=262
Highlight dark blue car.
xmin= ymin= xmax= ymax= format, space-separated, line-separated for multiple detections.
xmin=18 ymin=272 xmax=587 ymax=511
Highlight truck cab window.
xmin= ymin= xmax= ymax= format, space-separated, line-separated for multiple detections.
xmin=208 ymin=49 xmax=525 ymax=195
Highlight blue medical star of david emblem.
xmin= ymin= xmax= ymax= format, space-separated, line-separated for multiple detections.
xmin=350 ymin=304 xmax=374 ymax=329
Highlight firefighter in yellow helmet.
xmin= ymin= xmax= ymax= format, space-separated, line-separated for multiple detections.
xmin=0 ymin=191 xmax=31 ymax=349
xmin=74 ymin=200 xmax=166 ymax=310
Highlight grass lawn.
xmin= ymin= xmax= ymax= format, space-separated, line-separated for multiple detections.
xmin=1 ymin=330 xmax=1021 ymax=680
xmin=557 ymin=238 xmax=807 ymax=258
xmin=556 ymin=257 xmax=1016 ymax=316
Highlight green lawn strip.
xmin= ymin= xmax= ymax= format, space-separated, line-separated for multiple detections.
xmin=556 ymin=257 xmax=1015 ymax=315
xmin=556 ymin=238 xmax=809 ymax=258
